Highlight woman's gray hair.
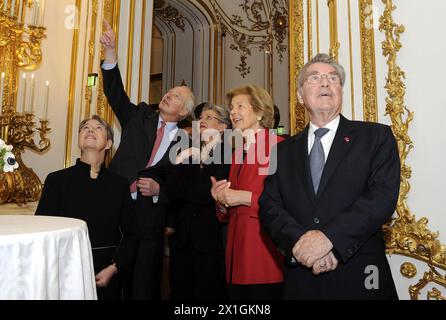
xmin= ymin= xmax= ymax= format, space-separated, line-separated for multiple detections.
xmin=196 ymin=102 xmax=232 ymax=129
xmin=79 ymin=115 xmax=114 ymax=143
xmin=297 ymin=53 xmax=346 ymax=93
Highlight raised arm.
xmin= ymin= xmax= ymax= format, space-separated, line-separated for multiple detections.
xmin=100 ymin=20 xmax=139 ymax=126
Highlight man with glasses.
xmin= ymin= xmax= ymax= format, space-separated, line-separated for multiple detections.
xmin=259 ymin=53 xmax=400 ymax=299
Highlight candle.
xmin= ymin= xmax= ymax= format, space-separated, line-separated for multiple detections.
xmin=28 ymin=73 xmax=35 ymax=113
xmin=18 ymin=0 xmax=23 ymax=23
xmin=43 ymin=81 xmax=49 ymax=119
xmin=39 ymin=0 xmax=45 ymax=25
xmin=21 ymin=73 xmax=27 ymax=113
xmin=11 ymin=0 xmax=15 ymax=16
xmin=33 ymin=0 xmax=39 ymax=25
xmin=0 ymin=73 xmax=4 ymax=115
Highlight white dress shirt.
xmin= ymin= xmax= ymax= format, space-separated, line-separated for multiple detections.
xmin=102 ymin=62 xmax=117 ymax=70
xmin=307 ymin=116 xmax=340 ymax=162
xmin=129 ymin=111 xmax=178 ymax=202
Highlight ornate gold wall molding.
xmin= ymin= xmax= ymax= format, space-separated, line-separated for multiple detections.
xmin=289 ymin=0 xmax=305 ymax=135
xmin=347 ymin=0 xmax=356 ymax=120
xmin=138 ymin=0 xmax=147 ymax=103
xmin=85 ymin=0 xmax=99 ymax=118
xmin=327 ymin=0 xmax=339 ymax=61
xmin=65 ymin=0 xmax=82 ymax=168
xmin=410 ymin=267 xmax=446 ymax=300
xmin=155 ymin=0 xmax=186 ymax=32
xmin=307 ymin=0 xmax=312 ymax=60
xmin=98 ymin=0 xmax=120 ymax=124
xmin=359 ymin=0 xmax=378 ymax=122
xmin=126 ymin=0 xmax=136 ymax=96
xmin=379 ymin=0 xmax=446 ymax=299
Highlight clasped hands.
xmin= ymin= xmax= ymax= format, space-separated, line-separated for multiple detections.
xmin=138 ymin=178 xmax=160 ymax=197
xmin=210 ymin=177 xmax=252 ymax=208
xmin=292 ymin=230 xmax=338 ymax=275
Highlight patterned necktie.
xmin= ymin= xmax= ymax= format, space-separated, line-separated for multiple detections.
xmin=130 ymin=121 xmax=166 ymax=193
xmin=309 ymin=128 xmax=329 ymax=193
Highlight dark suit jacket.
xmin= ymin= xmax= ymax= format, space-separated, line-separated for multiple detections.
xmin=102 ymin=64 xmax=160 ymax=185
xmin=36 ymin=159 xmax=137 ymax=299
xmin=102 ymin=64 xmax=177 ymax=239
xmin=165 ymin=143 xmax=230 ymax=253
xmin=259 ymin=115 xmax=400 ymax=299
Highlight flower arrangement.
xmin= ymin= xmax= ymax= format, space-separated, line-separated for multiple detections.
xmin=0 ymin=139 xmax=18 ymax=173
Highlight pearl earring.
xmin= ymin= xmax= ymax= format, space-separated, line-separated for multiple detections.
xmin=257 ymin=116 xmax=263 ymax=121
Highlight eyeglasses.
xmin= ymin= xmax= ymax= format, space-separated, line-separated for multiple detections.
xmin=305 ymin=73 xmax=341 ymax=85
xmin=199 ymin=115 xmax=223 ymax=122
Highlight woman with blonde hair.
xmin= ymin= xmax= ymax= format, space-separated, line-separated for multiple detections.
xmin=211 ymin=85 xmax=284 ymax=300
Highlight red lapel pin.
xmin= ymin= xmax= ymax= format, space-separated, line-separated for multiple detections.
xmin=344 ymin=137 xmax=350 ymax=143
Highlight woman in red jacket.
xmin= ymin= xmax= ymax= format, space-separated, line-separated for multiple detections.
xmin=211 ymin=85 xmax=284 ymax=300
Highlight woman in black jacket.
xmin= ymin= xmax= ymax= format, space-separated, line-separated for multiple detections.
xmin=36 ymin=115 xmax=137 ymax=300
xmin=165 ymin=103 xmax=231 ymax=300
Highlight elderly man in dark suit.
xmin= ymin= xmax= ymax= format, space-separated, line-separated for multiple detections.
xmin=100 ymin=21 xmax=194 ymax=299
xmin=259 ymin=53 xmax=400 ymax=299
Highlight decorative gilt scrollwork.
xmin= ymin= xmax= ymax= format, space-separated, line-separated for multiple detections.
xmin=359 ymin=0 xmax=378 ymax=122
xmin=379 ymin=0 xmax=446 ymax=299
xmin=289 ymin=0 xmax=305 ymax=135
xmin=409 ymin=267 xmax=446 ymax=300
xmin=427 ymin=288 xmax=446 ymax=301
xmin=0 ymin=0 xmax=50 ymax=205
xmin=154 ymin=0 xmax=186 ymax=32
xmin=400 ymin=262 xmax=417 ymax=279
xmin=327 ymin=0 xmax=340 ymax=61
xmin=211 ymin=0 xmax=287 ymax=77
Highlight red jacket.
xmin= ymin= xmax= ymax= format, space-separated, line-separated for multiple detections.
xmin=224 ymin=130 xmax=284 ymax=285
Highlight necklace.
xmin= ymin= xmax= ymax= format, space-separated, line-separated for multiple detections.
xmin=90 ymin=169 xmax=100 ymax=174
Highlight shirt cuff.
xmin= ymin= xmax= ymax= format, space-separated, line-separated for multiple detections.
xmin=101 ymin=62 xmax=117 ymax=70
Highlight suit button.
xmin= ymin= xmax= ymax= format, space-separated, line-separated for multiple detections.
xmin=314 ymin=218 xmax=320 ymax=224
xmin=193 ymin=213 xmax=197 ymax=217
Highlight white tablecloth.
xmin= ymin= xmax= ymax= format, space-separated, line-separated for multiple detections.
xmin=0 ymin=215 xmax=97 ymax=300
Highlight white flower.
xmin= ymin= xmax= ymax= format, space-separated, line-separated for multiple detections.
xmin=0 ymin=139 xmax=4 ymax=149
xmin=3 ymin=152 xmax=18 ymax=173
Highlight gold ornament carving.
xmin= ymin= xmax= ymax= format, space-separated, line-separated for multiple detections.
xmin=97 ymin=0 xmax=118 ymax=120
xmin=400 ymin=262 xmax=417 ymax=279
xmin=289 ymin=0 xmax=305 ymax=135
xmin=327 ymin=0 xmax=339 ymax=61
xmin=0 ymin=0 xmax=51 ymax=205
xmin=378 ymin=0 xmax=446 ymax=299
xmin=408 ymin=267 xmax=446 ymax=300
xmin=211 ymin=0 xmax=288 ymax=77
xmin=427 ymin=288 xmax=446 ymax=301
xmin=154 ymin=0 xmax=186 ymax=32
xmin=359 ymin=0 xmax=378 ymax=122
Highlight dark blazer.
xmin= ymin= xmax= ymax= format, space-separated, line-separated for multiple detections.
xmin=36 ymin=159 xmax=137 ymax=300
xmin=102 ymin=64 xmax=175 ymax=239
xmin=259 ymin=115 xmax=400 ymax=299
xmin=165 ymin=143 xmax=230 ymax=253
xmin=102 ymin=64 xmax=160 ymax=185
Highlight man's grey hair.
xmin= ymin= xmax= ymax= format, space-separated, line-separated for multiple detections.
xmin=79 ymin=115 xmax=114 ymax=143
xmin=297 ymin=53 xmax=346 ymax=93
xmin=182 ymin=87 xmax=195 ymax=119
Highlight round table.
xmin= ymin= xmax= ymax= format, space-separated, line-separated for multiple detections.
xmin=0 ymin=215 xmax=97 ymax=300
